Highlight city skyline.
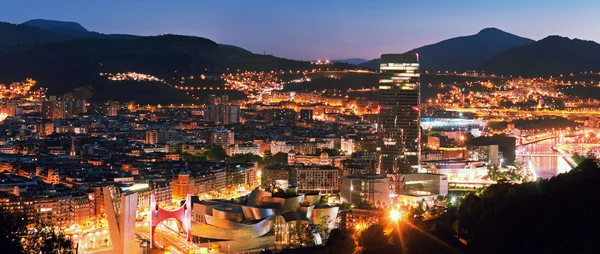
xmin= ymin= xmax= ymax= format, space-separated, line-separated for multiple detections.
xmin=2 ymin=2 xmax=600 ymax=253
xmin=2 ymin=0 xmax=600 ymax=60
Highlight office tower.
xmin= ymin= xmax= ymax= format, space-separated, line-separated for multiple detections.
xmin=378 ymin=54 xmax=420 ymax=174
xmin=41 ymin=99 xmax=87 ymax=120
xmin=203 ymin=104 xmax=240 ymax=124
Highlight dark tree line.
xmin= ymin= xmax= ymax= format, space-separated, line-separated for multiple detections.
xmin=280 ymin=158 xmax=600 ymax=254
xmin=181 ymin=147 xmax=288 ymax=169
xmin=0 ymin=212 xmax=74 ymax=254
xmin=454 ymin=158 xmax=600 ymax=254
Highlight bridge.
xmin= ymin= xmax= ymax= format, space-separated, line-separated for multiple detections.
xmin=518 ymin=136 xmax=560 ymax=146
xmin=517 ymin=153 xmax=575 ymax=157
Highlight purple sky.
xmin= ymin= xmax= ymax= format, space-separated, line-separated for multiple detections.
xmin=2 ymin=0 xmax=598 ymax=60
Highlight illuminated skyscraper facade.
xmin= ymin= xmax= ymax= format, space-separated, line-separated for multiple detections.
xmin=378 ymin=54 xmax=420 ymax=174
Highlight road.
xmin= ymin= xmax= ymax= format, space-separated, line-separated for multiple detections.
xmin=136 ymin=223 xmax=195 ymax=254
xmin=448 ymin=107 xmax=600 ymax=117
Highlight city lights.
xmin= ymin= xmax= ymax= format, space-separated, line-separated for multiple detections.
xmin=1 ymin=4 xmax=599 ymax=254
xmin=104 ymin=72 xmax=164 ymax=83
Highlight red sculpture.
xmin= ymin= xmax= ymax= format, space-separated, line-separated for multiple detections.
xmin=149 ymin=193 xmax=192 ymax=248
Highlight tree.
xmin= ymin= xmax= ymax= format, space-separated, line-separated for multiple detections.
xmin=72 ymin=85 xmax=94 ymax=101
xmin=318 ymin=195 xmax=328 ymax=206
xmin=230 ymin=153 xmax=261 ymax=163
xmin=270 ymin=152 xmax=288 ymax=164
xmin=27 ymin=227 xmax=74 ymax=254
xmin=358 ymin=224 xmax=391 ymax=254
xmin=260 ymin=152 xmax=288 ymax=168
xmin=0 ymin=211 xmax=26 ymax=253
xmin=452 ymin=158 xmax=600 ymax=254
xmin=487 ymin=165 xmax=500 ymax=181
xmin=180 ymin=152 xmax=206 ymax=162
xmin=0 ymin=212 xmax=74 ymax=254
xmin=303 ymin=224 xmax=317 ymax=247
xmin=289 ymin=222 xmax=304 ymax=248
xmin=288 ymin=222 xmax=318 ymax=248
xmin=324 ymin=229 xmax=356 ymax=254
xmin=204 ymin=145 xmax=228 ymax=161
xmin=314 ymin=215 xmax=333 ymax=241
xmin=413 ymin=204 xmax=425 ymax=218
xmin=336 ymin=202 xmax=352 ymax=211
xmin=572 ymin=152 xmax=595 ymax=165
xmin=356 ymin=143 xmax=377 ymax=153
xmin=313 ymin=148 xmax=340 ymax=156
xmin=0 ymin=237 xmax=21 ymax=254
xmin=435 ymin=195 xmax=445 ymax=206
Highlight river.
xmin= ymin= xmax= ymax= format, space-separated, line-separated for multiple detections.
xmin=520 ymin=138 xmax=572 ymax=179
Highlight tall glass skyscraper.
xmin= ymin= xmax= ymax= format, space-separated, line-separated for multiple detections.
xmin=378 ymin=54 xmax=420 ymax=175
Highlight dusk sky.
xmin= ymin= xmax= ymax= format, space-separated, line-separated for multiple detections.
xmin=2 ymin=0 xmax=598 ymax=60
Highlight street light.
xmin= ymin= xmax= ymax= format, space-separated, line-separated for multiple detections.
xmin=389 ymin=209 xmax=401 ymax=223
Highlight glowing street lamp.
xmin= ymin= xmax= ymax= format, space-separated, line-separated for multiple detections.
xmin=354 ymin=221 xmax=367 ymax=232
xmin=389 ymin=209 xmax=401 ymax=223
xmin=355 ymin=224 xmax=362 ymax=231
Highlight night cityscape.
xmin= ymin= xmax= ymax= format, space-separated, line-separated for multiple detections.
xmin=1 ymin=1 xmax=600 ymax=254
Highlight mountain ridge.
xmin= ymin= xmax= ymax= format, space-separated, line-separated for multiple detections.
xmin=5 ymin=19 xmax=600 ymax=102
xmin=0 ymin=26 xmax=356 ymax=103
xmin=360 ymin=28 xmax=534 ymax=71
xmin=482 ymin=35 xmax=600 ymax=76
xmin=21 ymin=19 xmax=140 ymax=41
xmin=23 ymin=19 xmax=89 ymax=35
xmin=0 ymin=21 xmax=71 ymax=50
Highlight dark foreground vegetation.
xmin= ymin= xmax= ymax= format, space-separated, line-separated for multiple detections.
xmin=280 ymin=158 xmax=600 ymax=254
xmin=0 ymin=212 xmax=74 ymax=254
